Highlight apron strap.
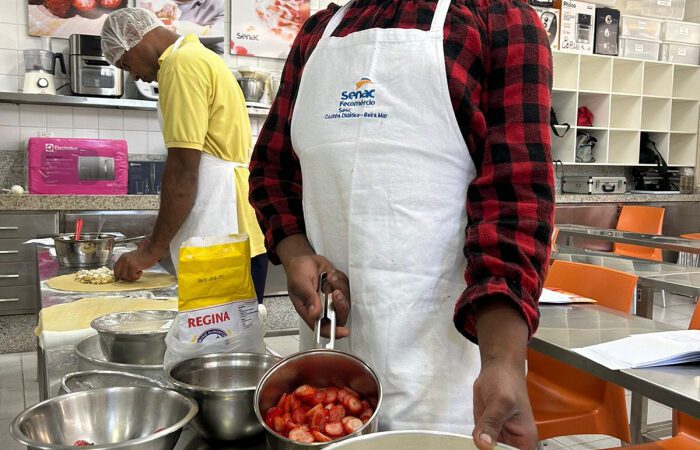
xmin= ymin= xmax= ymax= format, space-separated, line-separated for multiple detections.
xmin=430 ymin=0 xmax=453 ymax=33
xmin=321 ymin=0 xmax=355 ymax=39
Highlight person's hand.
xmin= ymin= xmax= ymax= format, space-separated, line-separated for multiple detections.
xmin=284 ymin=254 xmax=351 ymax=338
xmin=472 ymin=361 xmax=538 ymax=450
xmin=113 ymin=247 xmax=160 ymax=282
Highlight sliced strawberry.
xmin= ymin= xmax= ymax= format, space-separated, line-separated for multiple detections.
xmin=277 ymin=393 xmax=288 ymax=411
xmin=292 ymin=408 xmax=305 ymax=425
xmin=288 ymin=427 xmax=314 ymax=443
xmin=323 ymin=387 xmax=338 ymax=404
xmin=73 ymin=441 xmax=93 ymax=447
xmin=294 ymin=384 xmax=317 ymax=401
xmin=264 ymin=406 xmax=282 ymax=427
xmin=336 ymin=388 xmax=349 ymax=404
xmin=344 ymin=396 xmax=363 ymax=415
xmin=272 ymin=416 xmax=285 ymax=434
xmin=329 ymin=404 xmax=345 ymax=422
xmin=342 ymin=387 xmax=360 ymax=398
xmin=311 ymin=430 xmax=332 ymax=442
xmin=305 ymin=403 xmax=323 ymax=418
xmin=342 ymin=416 xmax=363 ymax=434
xmin=360 ymin=408 xmax=373 ymax=423
xmin=324 ymin=421 xmax=345 ymax=437
xmin=99 ymin=0 xmax=122 ymax=8
xmin=312 ymin=390 xmax=327 ymax=405
xmin=309 ymin=408 xmax=325 ymax=430
xmin=72 ymin=0 xmax=96 ymax=11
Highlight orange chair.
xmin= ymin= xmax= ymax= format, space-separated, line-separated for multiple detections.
xmin=551 ymin=226 xmax=560 ymax=253
xmin=528 ymin=260 xmax=638 ymax=442
xmin=602 ymin=304 xmax=700 ymax=449
xmin=613 ymin=205 xmax=665 ymax=261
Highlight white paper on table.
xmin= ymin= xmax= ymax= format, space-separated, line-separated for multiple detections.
xmin=539 ymin=288 xmax=597 ymax=304
xmin=23 ymin=238 xmax=54 ymax=246
xmin=573 ymin=330 xmax=700 ymax=370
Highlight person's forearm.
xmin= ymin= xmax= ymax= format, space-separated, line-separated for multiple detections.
xmin=277 ymin=234 xmax=315 ymax=267
xmin=146 ymin=152 xmax=199 ymax=257
xmin=475 ymin=297 xmax=529 ymax=370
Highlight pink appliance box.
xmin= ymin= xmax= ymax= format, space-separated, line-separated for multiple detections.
xmin=27 ymin=138 xmax=128 ymax=195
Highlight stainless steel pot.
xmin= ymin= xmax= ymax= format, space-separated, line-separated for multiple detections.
xmin=60 ymin=370 xmax=167 ymax=395
xmin=10 ymin=386 xmax=197 ymax=450
xmin=239 ymin=78 xmax=266 ymax=103
xmin=166 ymin=352 xmax=280 ymax=441
xmin=91 ymin=310 xmax=177 ymax=365
xmin=323 ymin=431 xmax=518 ymax=450
xmin=53 ymin=233 xmax=144 ymax=268
xmin=75 ymin=335 xmax=165 ymax=383
xmin=254 ymin=273 xmax=383 ymax=449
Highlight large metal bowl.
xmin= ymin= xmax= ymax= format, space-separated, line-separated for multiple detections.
xmin=91 ymin=310 xmax=177 ymax=364
xmin=75 ymin=334 xmax=165 ymax=383
xmin=60 ymin=370 xmax=167 ymax=394
xmin=53 ymin=233 xmax=143 ymax=268
xmin=166 ymin=352 xmax=280 ymax=441
xmin=323 ymin=431 xmax=517 ymax=450
xmin=10 ymin=386 xmax=198 ymax=450
xmin=254 ymin=349 xmax=383 ymax=450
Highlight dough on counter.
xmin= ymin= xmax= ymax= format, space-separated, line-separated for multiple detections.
xmin=46 ymin=272 xmax=176 ymax=292
xmin=37 ymin=296 xmax=177 ymax=334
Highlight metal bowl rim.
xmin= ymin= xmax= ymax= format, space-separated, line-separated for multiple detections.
xmin=60 ymin=370 xmax=167 ymax=394
xmin=253 ymin=348 xmax=384 ymax=447
xmin=322 ymin=430 xmax=519 ymax=450
xmin=53 ymin=233 xmax=121 ymax=243
xmin=75 ymin=335 xmax=164 ymax=370
xmin=90 ymin=310 xmax=177 ymax=336
xmin=9 ymin=386 xmax=198 ymax=450
xmin=165 ymin=352 xmax=281 ymax=395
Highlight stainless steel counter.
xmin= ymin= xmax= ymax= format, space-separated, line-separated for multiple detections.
xmin=557 ymin=224 xmax=700 ymax=254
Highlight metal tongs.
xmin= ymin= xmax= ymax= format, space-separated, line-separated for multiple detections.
xmin=314 ymin=272 xmax=336 ymax=350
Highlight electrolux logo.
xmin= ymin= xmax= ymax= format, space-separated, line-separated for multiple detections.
xmin=45 ymin=143 xmax=78 ymax=152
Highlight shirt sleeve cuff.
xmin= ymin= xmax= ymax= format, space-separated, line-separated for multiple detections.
xmin=264 ymin=215 xmax=306 ymax=265
xmin=453 ymin=277 xmax=540 ymax=345
xmin=165 ymin=141 xmax=204 ymax=151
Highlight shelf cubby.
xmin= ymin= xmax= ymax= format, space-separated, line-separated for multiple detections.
xmin=578 ymin=93 xmax=610 ymax=128
xmin=551 ymin=128 xmax=576 ymax=163
xmin=612 ymin=59 xmax=644 ymax=95
xmin=672 ymin=65 xmax=700 ymax=100
xmin=668 ymin=133 xmax=698 ymax=166
xmin=608 ymin=131 xmax=641 ymax=165
xmin=551 ymin=91 xmax=578 ymax=126
xmin=642 ymin=132 xmax=670 ymax=163
xmin=579 ymin=55 xmax=613 ymax=92
xmin=643 ymin=62 xmax=674 ymax=98
xmin=641 ymin=97 xmax=671 ymax=132
xmin=671 ymin=100 xmax=700 ymax=133
xmin=610 ymin=95 xmax=642 ymax=129
xmin=576 ymin=130 xmax=609 ymax=164
xmin=553 ymin=52 xmax=579 ymax=91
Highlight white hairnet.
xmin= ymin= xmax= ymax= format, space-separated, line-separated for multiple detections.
xmin=101 ymin=8 xmax=163 ymax=65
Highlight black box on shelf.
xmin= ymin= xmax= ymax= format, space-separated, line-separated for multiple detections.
xmin=594 ymin=7 xmax=620 ymax=56
xmin=528 ymin=0 xmax=556 ymax=7
xmin=128 ymin=161 xmax=165 ymax=195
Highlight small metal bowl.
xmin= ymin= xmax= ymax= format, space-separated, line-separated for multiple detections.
xmin=91 ymin=310 xmax=177 ymax=365
xmin=166 ymin=352 xmax=280 ymax=441
xmin=75 ymin=335 xmax=165 ymax=383
xmin=323 ymin=431 xmax=517 ymax=450
xmin=60 ymin=370 xmax=167 ymax=395
xmin=10 ymin=386 xmax=198 ymax=450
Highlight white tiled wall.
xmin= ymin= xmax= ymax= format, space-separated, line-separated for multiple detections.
xmin=0 ymin=0 xmax=346 ymax=154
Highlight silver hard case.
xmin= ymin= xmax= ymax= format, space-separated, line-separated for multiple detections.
xmin=562 ymin=176 xmax=626 ymax=194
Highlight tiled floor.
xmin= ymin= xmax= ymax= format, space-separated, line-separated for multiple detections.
xmin=0 ymin=293 xmax=695 ymax=449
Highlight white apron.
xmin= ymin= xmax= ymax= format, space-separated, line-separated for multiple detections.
xmin=290 ymin=0 xmax=481 ymax=433
xmin=158 ymin=36 xmax=243 ymax=271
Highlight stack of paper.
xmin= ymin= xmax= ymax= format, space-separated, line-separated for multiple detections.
xmin=573 ymin=330 xmax=700 ymax=370
xmin=539 ymin=288 xmax=597 ymax=304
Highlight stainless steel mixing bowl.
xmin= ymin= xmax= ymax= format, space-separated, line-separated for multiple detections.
xmin=323 ymin=431 xmax=518 ymax=450
xmin=75 ymin=334 xmax=165 ymax=383
xmin=91 ymin=310 xmax=177 ymax=364
xmin=10 ymin=386 xmax=198 ymax=450
xmin=60 ymin=370 xmax=167 ymax=394
xmin=53 ymin=233 xmax=143 ymax=268
xmin=166 ymin=352 xmax=280 ymax=441
xmin=254 ymin=349 xmax=383 ymax=450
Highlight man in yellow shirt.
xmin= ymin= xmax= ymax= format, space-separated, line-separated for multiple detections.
xmin=101 ymin=8 xmax=268 ymax=302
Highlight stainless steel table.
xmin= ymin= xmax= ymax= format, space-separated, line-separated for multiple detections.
xmin=556 ymin=224 xmax=700 ymax=254
xmin=532 ymin=304 xmax=700 ymax=443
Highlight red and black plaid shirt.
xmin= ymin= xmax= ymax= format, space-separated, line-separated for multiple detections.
xmin=249 ymin=0 xmax=554 ymax=343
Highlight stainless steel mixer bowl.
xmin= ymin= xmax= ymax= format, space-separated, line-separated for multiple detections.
xmin=254 ymin=349 xmax=383 ymax=450
xmin=166 ymin=352 xmax=280 ymax=441
xmin=60 ymin=370 xmax=167 ymax=395
xmin=10 ymin=386 xmax=198 ymax=450
xmin=323 ymin=431 xmax=518 ymax=450
xmin=91 ymin=310 xmax=177 ymax=365
xmin=239 ymin=78 xmax=265 ymax=103
xmin=75 ymin=335 xmax=165 ymax=383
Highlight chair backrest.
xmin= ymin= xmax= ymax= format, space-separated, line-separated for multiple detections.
xmin=681 ymin=233 xmax=700 ymax=240
xmin=613 ymin=206 xmax=665 ymax=261
xmin=544 ymin=260 xmax=638 ymax=313
xmin=551 ymin=226 xmax=560 ymax=253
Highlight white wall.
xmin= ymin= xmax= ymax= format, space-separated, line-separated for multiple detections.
xmin=0 ymin=0 xmax=346 ymax=155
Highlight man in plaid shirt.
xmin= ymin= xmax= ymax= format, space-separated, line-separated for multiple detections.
xmin=250 ymin=1 xmax=554 ymax=448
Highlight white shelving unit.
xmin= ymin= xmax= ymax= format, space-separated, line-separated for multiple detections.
xmin=552 ymin=50 xmax=700 ymax=166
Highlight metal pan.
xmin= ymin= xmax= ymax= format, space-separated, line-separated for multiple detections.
xmin=52 ymin=233 xmax=144 ymax=268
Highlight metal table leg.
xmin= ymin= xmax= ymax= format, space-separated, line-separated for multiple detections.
xmin=36 ymin=337 xmax=48 ymax=401
xmin=630 ymin=284 xmax=655 ymax=444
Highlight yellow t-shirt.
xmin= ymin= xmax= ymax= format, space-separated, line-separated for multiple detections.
xmin=157 ymin=34 xmax=265 ymax=257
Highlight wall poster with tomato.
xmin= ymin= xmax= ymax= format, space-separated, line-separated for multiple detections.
xmin=230 ymin=0 xmax=310 ymax=59
xmin=136 ymin=0 xmax=226 ymax=54
xmin=28 ymin=0 xmax=127 ymax=38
